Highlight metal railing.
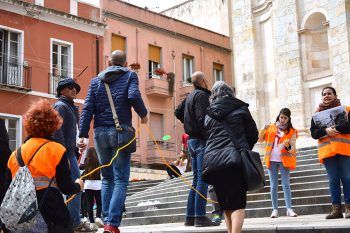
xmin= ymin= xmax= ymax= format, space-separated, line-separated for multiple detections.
xmin=48 ymin=73 xmax=71 ymax=95
xmin=0 ymin=61 xmax=31 ymax=90
xmin=147 ymin=140 xmax=175 ymax=151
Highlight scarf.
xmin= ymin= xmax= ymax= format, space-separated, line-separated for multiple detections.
xmin=316 ymin=99 xmax=341 ymax=112
xmin=276 ymin=121 xmax=287 ymax=130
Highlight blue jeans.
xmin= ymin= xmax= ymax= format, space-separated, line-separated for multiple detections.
xmin=267 ymin=162 xmax=292 ymax=210
xmin=66 ymin=150 xmax=81 ymax=227
xmin=186 ymin=138 xmax=208 ymax=217
xmin=94 ymin=126 xmax=131 ymax=228
xmin=324 ymin=155 xmax=350 ymax=204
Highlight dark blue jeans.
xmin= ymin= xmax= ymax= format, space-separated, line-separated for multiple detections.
xmin=324 ymin=154 xmax=350 ymax=204
xmin=186 ymin=138 xmax=208 ymax=217
xmin=94 ymin=126 xmax=131 ymax=228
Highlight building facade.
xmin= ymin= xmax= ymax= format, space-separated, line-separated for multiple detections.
xmin=102 ymin=0 xmax=232 ymax=167
xmin=0 ymin=0 xmax=232 ymax=168
xmin=0 ymin=0 xmax=104 ymax=151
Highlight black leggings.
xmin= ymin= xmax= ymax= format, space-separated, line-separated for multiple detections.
xmin=85 ymin=189 xmax=102 ymax=223
xmin=166 ymin=165 xmax=181 ymax=178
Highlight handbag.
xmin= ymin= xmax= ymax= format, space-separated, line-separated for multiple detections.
xmin=104 ymin=81 xmax=137 ymax=153
xmin=222 ymin=121 xmax=266 ymax=192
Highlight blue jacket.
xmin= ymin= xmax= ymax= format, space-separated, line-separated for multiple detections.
xmin=79 ymin=66 xmax=148 ymax=138
xmin=52 ymin=96 xmax=79 ymax=153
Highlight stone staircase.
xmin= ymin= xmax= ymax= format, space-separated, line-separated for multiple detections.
xmin=122 ymin=146 xmax=333 ymax=226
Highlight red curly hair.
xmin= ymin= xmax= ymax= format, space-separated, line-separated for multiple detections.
xmin=23 ymin=99 xmax=63 ymax=138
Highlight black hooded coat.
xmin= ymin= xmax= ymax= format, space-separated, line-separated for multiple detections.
xmin=202 ymin=97 xmax=259 ymax=184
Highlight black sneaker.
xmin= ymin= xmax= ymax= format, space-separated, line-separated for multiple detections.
xmin=195 ymin=216 xmax=218 ymax=227
xmin=184 ymin=216 xmax=195 ymax=226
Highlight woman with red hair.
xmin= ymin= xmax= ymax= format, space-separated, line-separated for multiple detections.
xmin=6 ymin=100 xmax=84 ymax=232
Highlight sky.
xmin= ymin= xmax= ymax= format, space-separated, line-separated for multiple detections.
xmin=80 ymin=0 xmax=188 ymax=12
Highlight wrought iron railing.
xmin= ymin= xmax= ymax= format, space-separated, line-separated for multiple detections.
xmin=48 ymin=73 xmax=71 ymax=95
xmin=0 ymin=61 xmax=31 ymax=90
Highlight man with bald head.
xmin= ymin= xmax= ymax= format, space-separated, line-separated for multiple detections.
xmin=79 ymin=50 xmax=148 ymax=233
xmin=175 ymin=71 xmax=216 ymax=227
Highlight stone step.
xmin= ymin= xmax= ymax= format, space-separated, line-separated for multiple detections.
xmin=118 ymin=214 xmax=350 ymax=233
xmin=126 ymin=187 xmax=331 ymax=210
xmin=121 ymin=203 xmax=334 ymax=226
xmin=126 ymin=194 xmax=332 ymax=214
xmin=126 ymin=178 xmax=329 ymax=204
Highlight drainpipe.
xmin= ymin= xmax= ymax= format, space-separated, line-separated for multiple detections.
xmin=228 ymin=0 xmax=235 ymax=87
xmin=172 ymin=50 xmax=178 ymax=154
xmin=96 ymin=36 xmax=100 ymax=75
xmin=200 ymin=46 xmax=204 ymax=71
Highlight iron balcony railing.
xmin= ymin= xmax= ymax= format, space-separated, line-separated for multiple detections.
xmin=0 ymin=61 xmax=32 ymax=90
xmin=48 ymin=73 xmax=71 ymax=95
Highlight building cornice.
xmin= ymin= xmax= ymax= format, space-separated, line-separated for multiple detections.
xmin=104 ymin=10 xmax=231 ymax=53
xmin=0 ymin=0 xmax=106 ymax=36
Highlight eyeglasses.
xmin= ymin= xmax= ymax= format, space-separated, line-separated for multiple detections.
xmin=66 ymin=85 xmax=76 ymax=90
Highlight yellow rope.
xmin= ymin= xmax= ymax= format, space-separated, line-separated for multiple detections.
xmin=65 ymin=124 xmax=217 ymax=204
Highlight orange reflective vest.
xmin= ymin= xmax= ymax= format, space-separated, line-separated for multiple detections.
xmin=317 ymin=106 xmax=350 ymax=163
xmin=8 ymin=138 xmax=66 ymax=190
xmin=263 ymin=124 xmax=298 ymax=170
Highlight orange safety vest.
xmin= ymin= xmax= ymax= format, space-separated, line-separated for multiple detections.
xmin=7 ymin=138 xmax=66 ymax=190
xmin=317 ymin=106 xmax=350 ymax=163
xmin=263 ymin=124 xmax=298 ymax=170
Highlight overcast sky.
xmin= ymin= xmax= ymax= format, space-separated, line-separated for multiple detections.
xmin=80 ymin=0 xmax=188 ymax=12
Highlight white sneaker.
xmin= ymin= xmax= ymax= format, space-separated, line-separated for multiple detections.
xmin=286 ymin=209 xmax=298 ymax=217
xmin=89 ymin=223 xmax=98 ymax=231
xmin=270 ymin=209 xmax=279 ymax=218
xmin=95 ymin=217 xmax=104 ymax=228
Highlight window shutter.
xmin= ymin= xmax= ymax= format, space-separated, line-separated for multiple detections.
xmin=149 ymin=45 xmax=161 ymax=63
xmin=111 ymin=34 xmax=126 ymax=52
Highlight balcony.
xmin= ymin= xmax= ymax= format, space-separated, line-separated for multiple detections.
xmin=48 ymin=73 xmax=72 ymax=95
xmin=0 ymin=61 xmax=32 ymax=91
xmin=147 ymin=140 xmax=176 ymax=165
xmin=145 ymin=76 xmax=172 ymax=97
xmin=179 ymin=81 xmax=193 ymax=101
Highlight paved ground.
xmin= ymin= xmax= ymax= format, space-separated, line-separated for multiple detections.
xmin=96 ymin=214 xmax=350 ymax=232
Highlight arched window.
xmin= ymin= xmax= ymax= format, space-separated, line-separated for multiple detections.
xmin=300 ymin=12 xmax=330 ymax=79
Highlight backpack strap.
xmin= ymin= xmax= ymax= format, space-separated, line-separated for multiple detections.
xmin=16 ymin=141 xmax=51 ymax=167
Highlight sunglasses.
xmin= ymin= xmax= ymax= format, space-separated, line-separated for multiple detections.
xmin=66 ymin=85 xmax=76 ymax=90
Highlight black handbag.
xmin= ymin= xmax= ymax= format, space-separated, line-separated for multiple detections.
xmin=104 ymin=81 xmax=137 ymax=153
xmin=222 ymin=121 xmax=266 ymax=192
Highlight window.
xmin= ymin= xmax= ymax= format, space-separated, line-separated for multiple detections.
xmin=213 ymin=63 xmax=223 ymax=81
xmin=1 ymin=116 xmax=21 ymax=152
xmin=50 ymin=39 xmax=72 ymax=94
xmin=111 ymin=34 xmax=126 ymax=52
xmin=183 ymin=55 xmax=193 ymax=85
xmin=148 ymin=45 xmax=161 ymax=78
xmin=35 ymin=0 xmax=44 ymax=6
xmin=0 ymin=28 xmax=21 ymax=86
xmin=149 ymin=112 xmax=163 ymax=141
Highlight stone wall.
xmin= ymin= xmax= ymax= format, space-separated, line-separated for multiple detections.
xmin=161 ymin=0 xmax=229 ymax=36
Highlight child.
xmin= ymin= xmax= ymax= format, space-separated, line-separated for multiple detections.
xmin=80 ymin=147 xmax=103 ymax=230
xmin=166 ymin=150 xmax=188 ymax=179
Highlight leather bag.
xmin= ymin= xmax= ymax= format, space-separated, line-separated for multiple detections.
xmin=222 ymin=121 xmax=266 ymax=192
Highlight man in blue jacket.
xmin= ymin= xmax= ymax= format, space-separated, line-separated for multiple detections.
xmin=78 ymin=50 xmax=148 ymax=233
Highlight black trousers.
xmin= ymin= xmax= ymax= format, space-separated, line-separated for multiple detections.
xmin=166 ymin=165 xmax=181 ymax=179
xmin=85 ymin=189 xmax=102 ymax=223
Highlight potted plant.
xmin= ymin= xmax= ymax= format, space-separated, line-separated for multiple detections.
xmin=154 ymin=67 xmax=167 ymax=76
xmin=129 ymin=62 xmax=141 ymax=70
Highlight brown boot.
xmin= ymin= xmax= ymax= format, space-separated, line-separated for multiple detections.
xmin=345 ymin=204 xmax=350 ymax=218
xmin=326 ymin=204 xmax=343 ymax=219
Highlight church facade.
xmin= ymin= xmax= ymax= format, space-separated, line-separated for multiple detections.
xmin=164 ymin=0 xmax=350 ymax=147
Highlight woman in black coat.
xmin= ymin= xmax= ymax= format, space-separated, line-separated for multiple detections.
xmin=202 ymin=81 xmax=259 ymax=233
